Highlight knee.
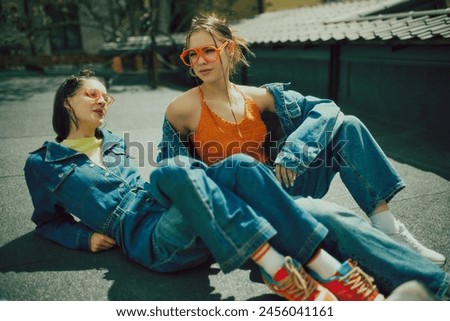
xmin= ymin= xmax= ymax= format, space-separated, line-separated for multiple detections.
xmin=151 ymin=159 xmax=191 ymax=188
xmin=341 ymin=115 xmax=365 ymax=132
xmin=224 ymin=153 xmax=256 ymax=164
xmin=157 ymin=155 xmax=195 ymax=169
xmin=343 ymin=114 xmax=362 ymax=126
xmin=220 ymin=153 xmax=260 ymax=169
xmin=207 ymin=154 xmax=264 ymax=188
xmin=152 ymin=155 xmax=209 ymax=181
xmin=335 ymin=115 xmax=370 ymax=143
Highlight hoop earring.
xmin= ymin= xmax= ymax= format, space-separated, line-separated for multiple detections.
xmin=189 ymin=67 xmax=197 ymax=77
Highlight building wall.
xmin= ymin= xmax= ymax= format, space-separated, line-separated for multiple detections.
xmin=264 ymin=0 xmax=321 ymax=11
xmin=245 ymin=45 xmax=330 ymax=97
xmin=337 ymin=44 xmax=450 ymax=135
xmin=227 ymin=0 xmax=262 ymax=19
xmin=2 ymin=0 xmax=113 ymax=56
xmin=78 ymin=3 xmax=110 ymax=55
xmin=206 ymin=0 xmax=323 ymax=20
xmin=243 ymin=43 xmax=450 ymax=136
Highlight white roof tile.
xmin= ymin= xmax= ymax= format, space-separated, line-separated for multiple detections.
xmin=233 ymin=0 xmax=450 ymax=44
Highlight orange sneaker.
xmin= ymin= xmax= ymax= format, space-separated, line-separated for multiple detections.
xmin=311 ymin=259 xmax=384 ymax=301
xmin=261 ymin=256 xmax=338 ymax=301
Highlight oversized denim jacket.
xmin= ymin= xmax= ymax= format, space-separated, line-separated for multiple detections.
xmin=24 ymin=129 xmax=156 ymax=251
xmin=157 ymin=82 xmax=344 ymax=174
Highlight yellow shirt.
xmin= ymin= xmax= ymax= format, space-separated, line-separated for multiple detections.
xmin=61 ymin=136 xmax=103 ymax=167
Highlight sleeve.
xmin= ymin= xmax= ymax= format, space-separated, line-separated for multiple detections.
xmin=156 ymin=116 xmax=193 ymax=163
xmin=24 ymin=155 xmax=94 ymax=251
xmin=270 ymin=86 xmax=343 ymax=174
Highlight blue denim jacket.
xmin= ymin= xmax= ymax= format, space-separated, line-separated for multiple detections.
xmin=157 ymin=82 xmax=344 ymax=174
xmin=24 ymin=129 xmax=157 ymax=252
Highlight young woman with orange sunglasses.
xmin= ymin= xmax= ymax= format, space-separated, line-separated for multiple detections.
xmin=158 ymin=13 xmax=445 ymax=267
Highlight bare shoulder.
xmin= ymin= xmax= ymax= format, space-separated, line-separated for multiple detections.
xmin=165 ymin=87 xmax=200 ymax=133
xmin=166 ymin=88 xmax=197 ymax=116
xmin=237 ymin=85 xmax=275 ymax=112
xmin=238 ymin=84 xmax=266 ymax=97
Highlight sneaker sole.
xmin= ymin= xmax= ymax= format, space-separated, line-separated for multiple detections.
xmin=433 ymin=257 xmax=447 ymax=268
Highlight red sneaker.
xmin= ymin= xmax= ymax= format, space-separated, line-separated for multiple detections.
xmin=311 ymin=259 xmax=384 ymax=301
xmin=261 ymin=256 xmax=338 ymax=301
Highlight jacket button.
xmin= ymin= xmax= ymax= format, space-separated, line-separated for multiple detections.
xmin=89 ymin=163 xmax=95 ymax=168
xmin=58 ymin=173 xmax=64 ymax=178
xmin=104 ymin=172 xmax=110 ymax=177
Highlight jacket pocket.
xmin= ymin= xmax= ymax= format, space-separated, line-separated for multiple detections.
xmin=110 ymin=147 xmax=135 ymax=159
xmin=47 ymin=164 xmax=76 ymax=192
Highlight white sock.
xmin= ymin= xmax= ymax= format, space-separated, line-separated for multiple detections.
xmin=306 ymin=249 xmax=342 ymax=280
xmin=252 ymin=243 xmax=285 ymax=277
xmin=370 ymin=210 xmax=399 ymax=234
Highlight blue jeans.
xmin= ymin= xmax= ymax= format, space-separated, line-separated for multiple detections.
xmin=149 ymin=154 xmax=449 ymax=299
xmin=288 ymin=116 xmax=406 ymax=215
xmin=150 ymin=154 xmax=327 ymax=273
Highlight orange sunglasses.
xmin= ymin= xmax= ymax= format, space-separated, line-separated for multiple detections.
xmin=180 ymin=41 xmax=229 ymax=67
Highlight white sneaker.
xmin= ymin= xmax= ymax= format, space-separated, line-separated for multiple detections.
xmin=388 ymin=221 xmax=447 ymax=267
xmin=387 ymin=280 xmax=435 ymax=301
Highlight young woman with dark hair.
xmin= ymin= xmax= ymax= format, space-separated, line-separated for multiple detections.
xmin=24 ymin=70 xmax=449 ymax=301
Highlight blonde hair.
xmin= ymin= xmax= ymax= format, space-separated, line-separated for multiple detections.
xmin=185 ymin=13 xmax=254 ymax=73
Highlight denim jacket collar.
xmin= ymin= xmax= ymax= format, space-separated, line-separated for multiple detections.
xmin=31 ymin=129 xmax=122 ymax=163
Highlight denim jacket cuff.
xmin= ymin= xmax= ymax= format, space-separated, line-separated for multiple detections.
xmin=76 ymin=228 xmax=93 ymax=251
xmin=274 ymin=151 xmax=308 ymax=175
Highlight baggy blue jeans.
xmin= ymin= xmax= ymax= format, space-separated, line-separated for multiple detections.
xmin=149 ymin=154 xmax=449 ymax=299
xmin=288 ymin=116 xmax=406 ymax=215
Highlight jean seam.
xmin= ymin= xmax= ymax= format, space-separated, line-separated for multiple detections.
xmin=340 ymin=149 xmax=378 ymax=214
xmin=294 ymin=224 xmax=328 ymax=265
xmin=377 ymin=181 xmax=406 ymax=204
xmin=184 ymin=167 xmax=275 ymax=273
xmin=220 ymin=224 xmax=276 ymax=273
xmin=151 ymin=230 xmax=201 ymax=271
xmin=435 ymin=269 xmax=450 ymax=300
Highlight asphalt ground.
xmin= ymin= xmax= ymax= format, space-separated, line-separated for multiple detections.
xmin=0 ymin=71 xmax=449 ymax=302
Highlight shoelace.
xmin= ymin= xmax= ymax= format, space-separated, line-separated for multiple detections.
xmin=278 ymin=257 xmax=316 ymax=300
xmin=398 ymin=230 xmax=424 ymax=251
xmin=339 ymin=261 xmax=378 ymax=299
xmin=395 ymin=222 xmax=429 ymax=252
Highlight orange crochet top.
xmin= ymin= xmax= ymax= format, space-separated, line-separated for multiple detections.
xmin=190 ymin=86 xmax=268 ymax=165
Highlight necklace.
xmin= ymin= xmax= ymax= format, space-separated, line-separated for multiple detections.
xmin=200 ymin=85 xmax=243 ymax=137
xmin=227 ymin=101 xmax=243 ymax=138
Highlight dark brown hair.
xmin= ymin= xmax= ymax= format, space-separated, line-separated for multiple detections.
xmin=52 ymin=69 xmax=103 ymax=142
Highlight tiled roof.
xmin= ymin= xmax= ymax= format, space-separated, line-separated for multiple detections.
xmin=101 ymin=33 xmax=186 ymax=53
xmin=331 ymin=9 xmax=450 ymax=41
xmin=233 ymin=0 xmax=450 ymax=44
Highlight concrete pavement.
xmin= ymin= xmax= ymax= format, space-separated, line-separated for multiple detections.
xmin=0 ymin=71 xmax=448 ymax=301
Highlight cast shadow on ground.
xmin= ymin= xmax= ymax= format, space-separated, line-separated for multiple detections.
xmin=0 ymin=232 xmax=279 ymax=301
xmin=342 ymin=107 xmax=450 ymax=180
